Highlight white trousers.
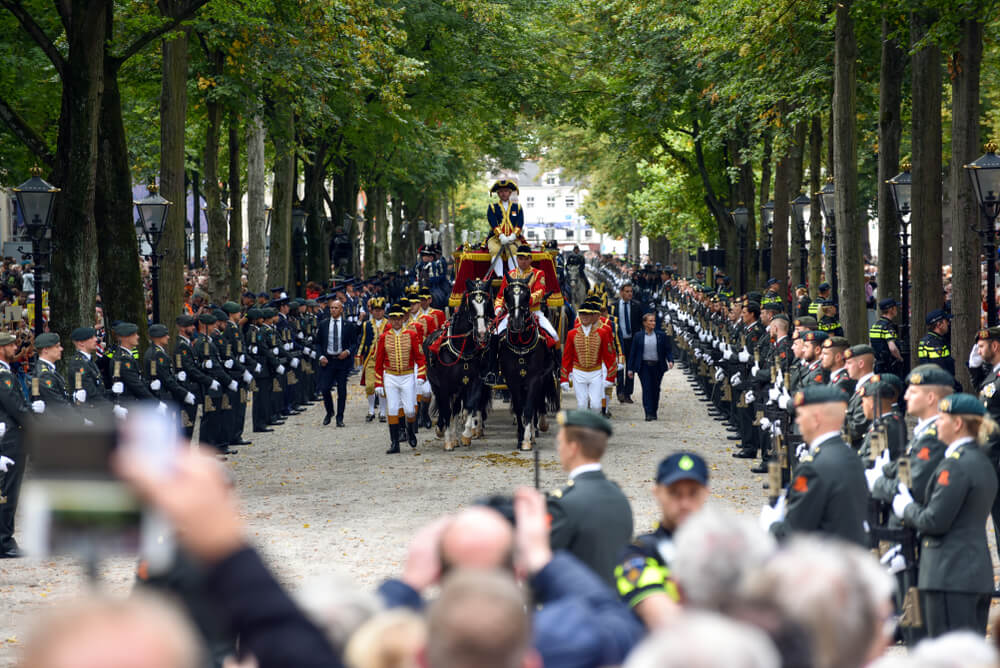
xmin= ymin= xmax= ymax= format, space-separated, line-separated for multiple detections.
xmin=497 ymin=311 xmax=558 ymax=340
xmin=491 ymin=254 xmax=518 ymax=278
xmin=571 ymin=367 xmax=606 ymax=411
xmin=385 ymin=373 xmax=416 ymax=418
xmin=367 ymin=394 xmax=385 ymax=416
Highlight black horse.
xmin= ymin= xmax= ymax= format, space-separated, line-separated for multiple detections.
xmin=498 ymin=278 xmax=559 ymax=451
xmin=424 ymin=280 xmax=492 ymax=451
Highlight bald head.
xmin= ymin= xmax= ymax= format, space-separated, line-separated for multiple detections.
xmin=439 ymin=507 xmax=515 ymax=574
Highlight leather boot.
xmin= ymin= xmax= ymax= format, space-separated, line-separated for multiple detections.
xmin=420 ymin=401 xmax=432 ymax=430
xmin=407 ymin=420 xmax=418 ymax=448
xmin=386 ymin=423 xmax=401 ymax=454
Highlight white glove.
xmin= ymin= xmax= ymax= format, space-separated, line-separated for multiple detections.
xmin=495 ymin=305 xmax=504 ymax=317
xmin=209 ymin=380 xmax=220 ymax=392
xmin=617 ymin=362 xmax=624 ymax=371
xmin=303 ymin=348 xmax=311 ymax=356
xmin=239 ymin=354 xmax=245 ymax=363
xmin=874 ymin=447 xmax=891 ymax=474
xmin=723 ymin=348 xmax=733 ymax=360
xmin=759 ymin=417 xmax=771 ymax=431
xmin=745 ymin=391 xmax=755 ymax=404
xmin=252 ymin=346 xmax=259 ymax=355
xmin=751 ymin=364 xmax=760 ymax=376
xmin=150 ymin=379 xmax=162 ymax=391
xmin=310 ymin=351 xmax=317 ymax=359
xmin=83 ymin=418 xmax=94 ymax=426
xmin=224 ymin=359 xmax=234 ymax=369
xmin=730 ymin=373 xmax=740 ymax=385
xmin=715 ymin=368 xmax=724 ymax=382
xmin=778 ymin=393 xmax=790 ymax=410
xmin=865 ymin=467 xmax=882 ymax=492
xmin=74 ymin=389 xmax=87 ymax=403
xmin=758 ymin=495 xmax=786 ymax=531
xmin=880 ymin=544 xmax=906 ymax=575
xmin=291 ymin=358 xmax=300 ymax=368
xmin=271 ymin=347 xmax=279 ymax=355
xmin=283 ymin=343 xmax=292 ymax=351
xmin=0 ymin=422 xmax=6 ymax=438
xmin=204 ymin=360 xmax=213 ymax=369
xmin=0 ymin=455 xmax=13 ymax=472
xmin=242 ymin=370 xmax=253 ymax=384
xmin=31 ymin=400 xmax=45 ymax=414
xmin=560 ymin=382 xmax=571 ymax=392
xmin=113 ymin=405 xmax=128 ymax=420
xmin=276 ymin=364 xmax=286 ymax=375
xmin=254 ymin=363 xmax=262 ymax=373
xmin=795 ymin=442 xmax=808 ymax=460
xmin=297 ymin=332 xmax=304 ymax=340
xmin=112 ymin=381 xmax=124 ymax=395
xmin=892 ymin=482 xmax=914 ymax=517
xmin=177 ymin=371 xmax=187 ymax=382
xmin=375 ymin=386 xmax=385 ymax=397
xmin=603 ymin=380 xmax=615 ymax=389
xmin=184 ymin=392 xmax=196 ymax=405
xmin=768 ymin=387 xmax=780 ymax=402
xmin=227 ymin=380 xmax=238 ymax=392
xmin=738 ymin=350 xmax=750 ymax=363
xmin=157 ymin=402 xmax=168 ymax=415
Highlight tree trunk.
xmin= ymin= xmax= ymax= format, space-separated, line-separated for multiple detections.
xmin=95 ymin=60 xmax=146 ymax=338
xmin=786 ymin=121 xmax=807 ymax=299
xmin=49 ymin=0 xmax=108 ymax=351
xmin=808 ymin=115 xmax=823 ymax=293
xmin=365 ymin=186 xmax=385 ymax=275
xmin=949 ymin=19 xmax=982 ymax=391
xmin=158 ymin=21 xmax=189 ymax=332
xmin=878 ymin=16 xmax=904 ymax=307
xmin=757 ymin=131 xmax=772 ymax=288
xmin=246 ymin=113 xmax=267 ymax=293
xmin=833 ymin=0 xmax=866 ymax=342
xmin=910 ymin=10 xmax=944 ymax=367
xmin=772 ymin=148 xmax=791 ymax=297
xmin=203 ymin=93 xmax=227 ymax=302
xmin=390 ymin=194 xmax=404 ymax=271
xmin=304 ymin=139 xmax=330 ymax=285
xmin=227 ymin=113 xmax=243 ymax=300
xmin=266 ymin=107 xmax=294 ymax=290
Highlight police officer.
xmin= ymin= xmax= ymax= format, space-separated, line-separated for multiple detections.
xmin=613 ymin=451 xmax=709 ymax=629
xmin=817 ymin=300 xmax=844 ymax=337
xmin=173 ymin=314 xmax=206 ymax=440
xmin=870 ymin=298 xmax=905 ymax=375
xmin=917 ymin=309 xmax=955 ymax=379
xmin=761 ymin=278 xmax=782 ymax=308
xmin=808 ymin=283 xmax=832 ymax=318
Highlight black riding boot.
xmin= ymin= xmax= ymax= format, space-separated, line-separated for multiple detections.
xmin=420 ymin=400 xmax=432 ymax=429
xmin=483 ymin=335 xmax=500 ymax=386
xmin=386 ymin=423 xmax=401 ymax=454
xmin=407 ymin=419 xmax=418 ymax=448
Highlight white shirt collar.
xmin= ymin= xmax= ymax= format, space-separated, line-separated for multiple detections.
xmin=946 ymin=436 xmax=976 ymax=458
xmin=0 ymin=360 xmax=10 ymax=371
xmin=809 ymin=431 xmax=842 ymax=453
xmin=915 ymin=414 xmax=939 ymax=437
xmin=569 ymin=462 xmax=602 ymax=480
xmin=41 ymin=358 xmax=56 ymax=370
xmin=856 ymin=371 xmax=874 ymax=388
xmin=78 ymin=350 xmax=91 ymax=360
xmin=581 ymin=324 xmax=592 ymax=336
xmin=993 ymin=361 xmax=1000 ymax=374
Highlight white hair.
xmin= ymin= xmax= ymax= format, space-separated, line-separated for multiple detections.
xmin=911 ymin=631 xmax=999 ymax=667
xmin=295 ymin=574 xmax=383 ymax=649
xmin=624 ymin=611 xmax=779 ymax=668
xmin=672 ymin=507 xmax=777 ymax=611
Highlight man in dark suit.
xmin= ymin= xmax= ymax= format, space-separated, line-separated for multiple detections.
xmin=314 ymin=299 xmax=359 ymax=426
xmin=610 ymin=283 xmax=643 ymax=404
xmin=627 ymin=311 xmax=674 ymax=421
xmin=548 ymin=409 xmax=634 ymax=586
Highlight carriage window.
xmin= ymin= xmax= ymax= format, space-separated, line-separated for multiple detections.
xmin=525 ymin=196 xmax=535 ymax=208
xmin=565 ymin=196 xmax=575 ymax=208
xmin=546 ymin=196 xmax=556 ymax=208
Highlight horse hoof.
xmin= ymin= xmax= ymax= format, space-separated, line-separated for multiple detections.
xmin=444 ymin=443 xmax=455 ymax=451
xmin=538 ymin=419 xmax=549 ymax=433
xmin=520 ymin=444 xmax=533 ymax=452
xmin=461 ymin=436 xmax=472 ymax=446
xmin=435 ymin=428 xmax=444 ymax=438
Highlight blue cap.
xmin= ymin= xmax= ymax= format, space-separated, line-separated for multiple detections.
xmin=656 ymin=452 xmax=708 ymax=487
xmin=818 ymin=282 xmax=831 ymax=291
xmin=878 ymin=298 xmax=898 ymax=311
xmin=926 ymin=309 xmax=951 ymax=326
xmin=766 ymin=278 xmax=779 ymax=286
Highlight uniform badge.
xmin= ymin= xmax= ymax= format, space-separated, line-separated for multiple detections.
xmin=984 ymin=384 xmax=996 ymax=399
xmin=917 ymin=447 xmax=930 ymax=461
xmin=624 ymin=557 xmax=645 ymax=584
xmin=792 ymin=475 xmax=809 ymax=493
xmin=937 ymin=470 xmax=950 ymax=486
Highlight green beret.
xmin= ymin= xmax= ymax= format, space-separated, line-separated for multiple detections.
xmin=762 ymin=302 xmax=784 ymax=312
xmin=148 ymin=324 xmax=169 ymax=338
xmin=979 ymin=326 xmax=1000 ymax=342
xmin=907 ymin=364 xmax=955 ymax=388
xmin=844 ymin=344 xmax=875 ymax=359
xmin=198 ymin=312 xmax=218 ymax=325
xmin=71 ymin=327 xmax=97 ymax=341
xmin=803 ymin=330 xmax=829 ymax=344
xmin=262 ymin=307 xmax=277 ymax=318
xmin=746 ymin=292 xmax=763 ymax=302
xmin=222 ymin=301 xmax=241 ymax=314
xmin=860 ymin=373 xmax=903 ymax=399
xmin=0 ymin=333 xmax=15 ymax=346
xmin=823 ymin=336 xmax=850 ymax=350
xmin=247 ymin=308 xmax=262 ymax=320
xmin=34 ymin=332 xmax=60 ymax=349
xmin=212 ymin=309 xmax=227 ymax=322
xmin=793 ymin=385 xmax=849 ymax=408
xmin=772 ymin=313 xmax=790 ymax=323
xmin=287 ymin=299 xmax=300 ymax=309
xmin=938 ymin=393 xmax=986 ymax=417
xmin=305 ymin=299 xmax=318 ymax=307
xmin=556 ymin=409 xmax=612 ymax=436
xmin=794 ymin=316 xmax=818 ymax=329
xmin=175 ymin=315 xmax=196 ymax=327
xmin=113 ymin=322 xmax=138 ymax=337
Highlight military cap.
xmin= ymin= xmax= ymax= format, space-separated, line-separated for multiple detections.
xmin=305 ymin=299 xmax=318 ymax=307
xmin=556 ymin=409 xmax=612 ymax=436
xmin=795 ymin=283 xmax=807 ymax=290
xmin=262 ymin=307 xmax=277 ymax=318
xmin=980 ymin=326 xmax=1000 ymax=342
xmin=926 ymin=308 xmax=951 ymax=326
xmin=766 ymin=278 xmax=779 ymax=286
xmin=516 ymin=244 xmax=532 ymax=256
xmin=148 ymin=324 xmax=169 ymax=338
xmin=860 ymin=373 xmax=903 ymax=399
xmin=907 ymin=364 xmax=955 ymax=387
xmin=270 ymin=286 xmax=285 ymax=293
xmin=747 ymin=292 xmax=763 ymax=303
xmin=744 ymin=301 xmax=761 ymax=316
xmin=844 ymin=344 xmax=875 ymax=359
xmin=398 ymin=297 xmax=412 ymax=308
xmin=113 ymin=322 xmax=138 ymax=337
xmin=247 ymin=308 xmax=262 ymax=320
xmin=198 ymin=312 xmax=218 ymax=325
xmin=938 ymin=393 xmax=986 ymax=417
xmin=242 ymin=291 xmax=256 ymax=299
xmin=793 ymin=385 xmax=849 ymax=408
xmin=578 ymin=299 xmax=601 ymax=314
xmin=0 ymin=333 xmax=15 ymax=346
xmin=287 ymin=299 xmax=300 ymax=309
xmin=803 ymin=330 xmax=829 ymax=345
xmin=272 ymin=296 xmax=289 ymax=307
xmin=762 ymin=302 xmax=784 ymax=312
xmin=175 ymin=315 xmax=196 ymax=327
xmin=878 ymin=298 xmax=898 ymax=311
xmin=71 ymin=326 xmax=97 ymax=341
xmin=369 ymin=297 xmax=386 ymax=309
xmin=818 ymin=282 xmax=831 ymax=291
xmin=419 ymin=286 xmax=432 ymax=298
xmin=656 ymin=452 xmax=708 ymax=487
xmin=222 ymin=301 xmax=241 ymax=314
xmin=772 ymin=313 xmax=790 ymax=323
xmin=823 ymin=335 xmax=850 ymax=350
xmin=212 ymin=309 xmax=227 ymax=322
xmin=386 ymin=302 xmax=406 ymax=318
xmin=490 ymin=178 xmax=519 ymax=193
xmin=257 ymin=291 xmax=269 ymax=299
xmin=794 ymin=316 xmax=818 ymax=329
xmin=34 ymin=332 xmax=60 ymax=349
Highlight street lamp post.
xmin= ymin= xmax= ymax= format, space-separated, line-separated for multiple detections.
xmin=760 ymin=200 xmax=774 ymax=280
xmin=291 ymin=201 xmax=307 ymax=298
xmin=791 ymin=193 xmax=811 ymax=288
xmin=965 ymin=143 xmax=1000 ymax=327
xmin=13 ymin=167 xmax=60 ymax=337
xmin=887 ymin=163 xmax=913 ymax=346
xmin=819 ymin=178 xmax=837 ymax=298
xmin=135 ymin=183 xmax=172 ymax=324
xmin=731 ymin=204 xmax=749 ymax=295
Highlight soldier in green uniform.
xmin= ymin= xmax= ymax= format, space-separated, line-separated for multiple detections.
xmin=821 ymin=336 xmax=855 ymax=395
xmin=614 ymin=451 xmax=709 ymax=629
xmin=194 ymin=312 xmax=233 ymax=454
xmin=0 ymin=332 xmax=29 ymax=557
xmin=243 ymin=308 xmax=272 ymax=433
xmin=974 ymin=326 xmax=1000 ymax=549
xmin=892 ymin=393 xmax=998 ymax=637
xmin=143 ymin=323 xmax=196 ymax=414
xmin=764 ymin=385 xmax=868 ymax=546
xmin=547 ymin=410 xmax=634 ymax=586
xmin=843 ymin=344 xmax=876 ymax=449
xmin=67 ymin=327 xmax=110 ymax=419
xmin=261 ymin=307 xmax=289 ymax=424
xmin=858 ymin=374 xmax=906 ymax=460
xmin=110 ymin=322 xmax=156 ymax=410
xmin=31 ymin=333 xmax=70 ymax=412
xmin=220 ymin=302 xmax=253 ymax=447
xmin=797 ymin=330 xmax=830 ymax=390
xmin=917 ymin=309 xmax=955 ymax=380
xmin=173 ymin=315 xmax=206 ymax=440
xmin=869 ymin=298 xmax=905 ymax=375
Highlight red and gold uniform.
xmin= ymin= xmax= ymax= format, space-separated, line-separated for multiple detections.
xmin=561 ymin=321 xmax=617 ymax=412
xmin=494 ymin=266 xmax=546 ymax=314
xmin=374 ymin=326 xmax=426 ymax=420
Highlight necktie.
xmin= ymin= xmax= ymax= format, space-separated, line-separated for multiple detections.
xmin=333 ymin=320 xmax=340 ymax=353
xmin=623 ymin=301 xmax=630 ymax=337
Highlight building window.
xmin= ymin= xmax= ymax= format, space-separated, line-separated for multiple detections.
xmin=565 ymin=229 xmax=574 ymax=239
xmin=565 ymin=196 xmax=575 ymax=208
xmin=525 ymin=196 xmax=535 ymax=208
xmin=584 ymin=229 xmax=592 ymax=239
xmin=526 ymin=230 xmax=536 ymax=239
xmin=545 ymin=174 xmax=558 ymax=186
xmin=546 ymin=196 xmax=556 ymax=208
